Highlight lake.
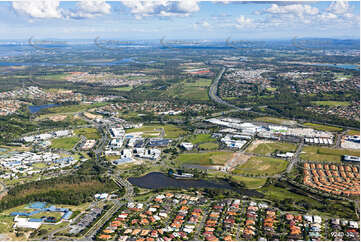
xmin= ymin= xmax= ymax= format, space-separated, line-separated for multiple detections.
xmin=128 ymin=172 xmax=234 ymax=190
xmin=311 ymin=63 xmax=359 ymax=70
xmin=28 ymin=104 xmax=59 ymax=113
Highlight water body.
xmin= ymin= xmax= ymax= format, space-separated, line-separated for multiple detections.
xmin=128 ymin=172 xmax=234 ymax=190
xmin=311 ymin=63 xmax=359 ymax=70
xmin=28 ymin=104 xmax=59 ymax=113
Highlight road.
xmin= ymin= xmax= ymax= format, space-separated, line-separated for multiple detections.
xmin=286 ymin=140 xmax=304 ymax=173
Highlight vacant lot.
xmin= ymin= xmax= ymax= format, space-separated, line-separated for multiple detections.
xmin=247 ymin=140 xmax=297 ymax=156
xmin=51 ymin=136 xmax=80 ymax=150
xmin=176 ymin=151 xmax=233 ymax=166
xmin=231 ymin=176 xmax=267 ymax=189
xmin=74 ymin=128 xmax=100 ymax=139
xmin=303 ymin=123 xmax=342 ymax=132
xmin=233 ymin=156 xmax=288 ymax=176
xmin=311 ymin=101 xmax=350 ymax=106
xmin=126 ymin=125 xmax=186 ymax=138
xmin=300 ymin=146 xmax=360 ymax=162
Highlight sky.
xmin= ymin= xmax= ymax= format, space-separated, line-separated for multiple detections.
xmin=0 ymin=0 xmax=359 ymax=40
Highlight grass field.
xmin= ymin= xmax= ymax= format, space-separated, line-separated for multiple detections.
xmin=51 ymin=136 xmax=80 ymax=150
xmin=114 ymin=86 xmax=133 ymax=92
xmin=176 ymin=151 xmax=233 ymax=166
xmin=300 ymin=146 xmax=360 ymax=162
xmin=31 ymin=211 xmax=63 ymax=221
xmin=187 ymin=134 xmax=216 ymax=144
xmin=247 ymin=141 xmax=297 ymax=156
xmin=254 ymin=116 xmax=297 ymax=125
xmin=126 ymin=125 xmax=186 ymax=138
xmin=303 ymin=123 xmax=342 ymax=132
xmin=311 ymin=101 xmax=350 ymax=106
xmin=233 ymin=156 xmax=288 ymax=176
xmin=347 ymin=130 xmax=360 ymax=136
xmin=74 ymin=128 xmax=100 ymax=139
xmin=166 ymin=79 xmax=211 ymax=101
xmin=198 ymin=142 xmax=219 ymax=150
xmin=231 ymin=176 xmax=267 ymax=189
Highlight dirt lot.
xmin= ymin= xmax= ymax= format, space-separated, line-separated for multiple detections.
xmin=246 ymin=140 xmax=274 ymax=153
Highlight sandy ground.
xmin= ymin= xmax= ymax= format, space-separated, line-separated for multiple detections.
xmin=226 ymin=152 xmax=251 ymax=170
xmin=246 ymin=139 xmax=274 ymax=153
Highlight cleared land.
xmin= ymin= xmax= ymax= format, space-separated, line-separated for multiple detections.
xmin=311 ymin=101 xmax=350 ymax=106
xmin=51 ymin=136 xmax=80 ymax=150
xmin=231 ymin=176 xmax=267 ymax=189
xmin=246 ymin=140 xmax=297 ymax=156
xmin=232 ymin=156 xmax=288 ymax=176
xmin=74 ymin=128 xmax=100 ymax=139
xmin=254 ymin=116 xmax=297 ymax=125
xmin=187 ymin=134 xmax=216 ymax=144
xmin=300 ymin=146 xmax=360 ymax=162
xmin=176 ymin=151 xmax=233 ymax=166
xmin=303 ymin=123 xmax=342 ymax=132
xmin=126 ymin=125 xmax=186 ymax=138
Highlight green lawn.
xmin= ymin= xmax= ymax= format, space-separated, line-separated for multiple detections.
xmin=303 ymin=123 xmax=342 ymax=132
xmin=311 ymin=101 xmax=350 ymax=106
xmin=74 ymin=128 xmax=100 ymax=139
xmin=126 ymin=125 xmax=186 ymax=138
xmin=231 ymin=176 xmax=267 ymax=189
xmin=31 ymin=211 xmax=64 ymax=221
xmin=51 ymin=136 xmax=80 ymax=150
xmin=176 ymin=151 xmax=233 ymax=166
xmin=198 ymin=142 xmax=219 ymax=150
xmin=187 ymin=134 xmax=216 ymax=144
xmin=233 ymin=156 xmax=288 ymax=176
xmin=300 ymin=146 xmax=360 ymax=162
xmin=247 ymin=141 xmax=297 ymax=156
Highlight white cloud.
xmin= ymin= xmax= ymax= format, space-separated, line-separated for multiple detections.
xmin=12 ymin=0 xmax=63 ymax=19
xmin=12 ymin=0 xmax=111 ymax=19
xmin=120 ymin=0 xmax=199 ymax=19
xmin=327 ymin=0 xmax=349 ymax=15
xmin=265 ymin=4 xmax=319 ymax=17
xmin=68 ymin=0 xmax=111 ymax=19
xmin=235 ymin=15 xmax=253 ymax=28
xmin=318 ymin=12 xmax=338 ymax=21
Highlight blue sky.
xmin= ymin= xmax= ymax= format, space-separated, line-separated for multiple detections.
xmin=0 ymin=1 xmax=359 ymax=40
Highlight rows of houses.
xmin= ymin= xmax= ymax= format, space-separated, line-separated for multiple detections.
xmin=303 ymin=162 xmax=360 ymax=196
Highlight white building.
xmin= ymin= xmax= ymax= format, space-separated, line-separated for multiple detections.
xmin=181 ymin=142 xmax=193 ymax=151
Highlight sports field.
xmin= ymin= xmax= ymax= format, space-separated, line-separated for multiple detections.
xmin=300 ymin=146 xmax=360 ymax=162
xmin=176 ymin=151 xmax=233 ymax=166
xmin=187 ymin=134 xmax=216 ymax=144
xmin=232 ymin=156 xmax=288 ymax=176
xmin=198 ymin=142 xmax=219 ymax=150
xmin=246 ymin=140 xmax=297 ymax=156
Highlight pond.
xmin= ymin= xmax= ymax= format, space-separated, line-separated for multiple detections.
xmin=128 ymin=172 xmax=234 ymax=190
xmin=28 ymin=104 xmax=60 ymax=113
